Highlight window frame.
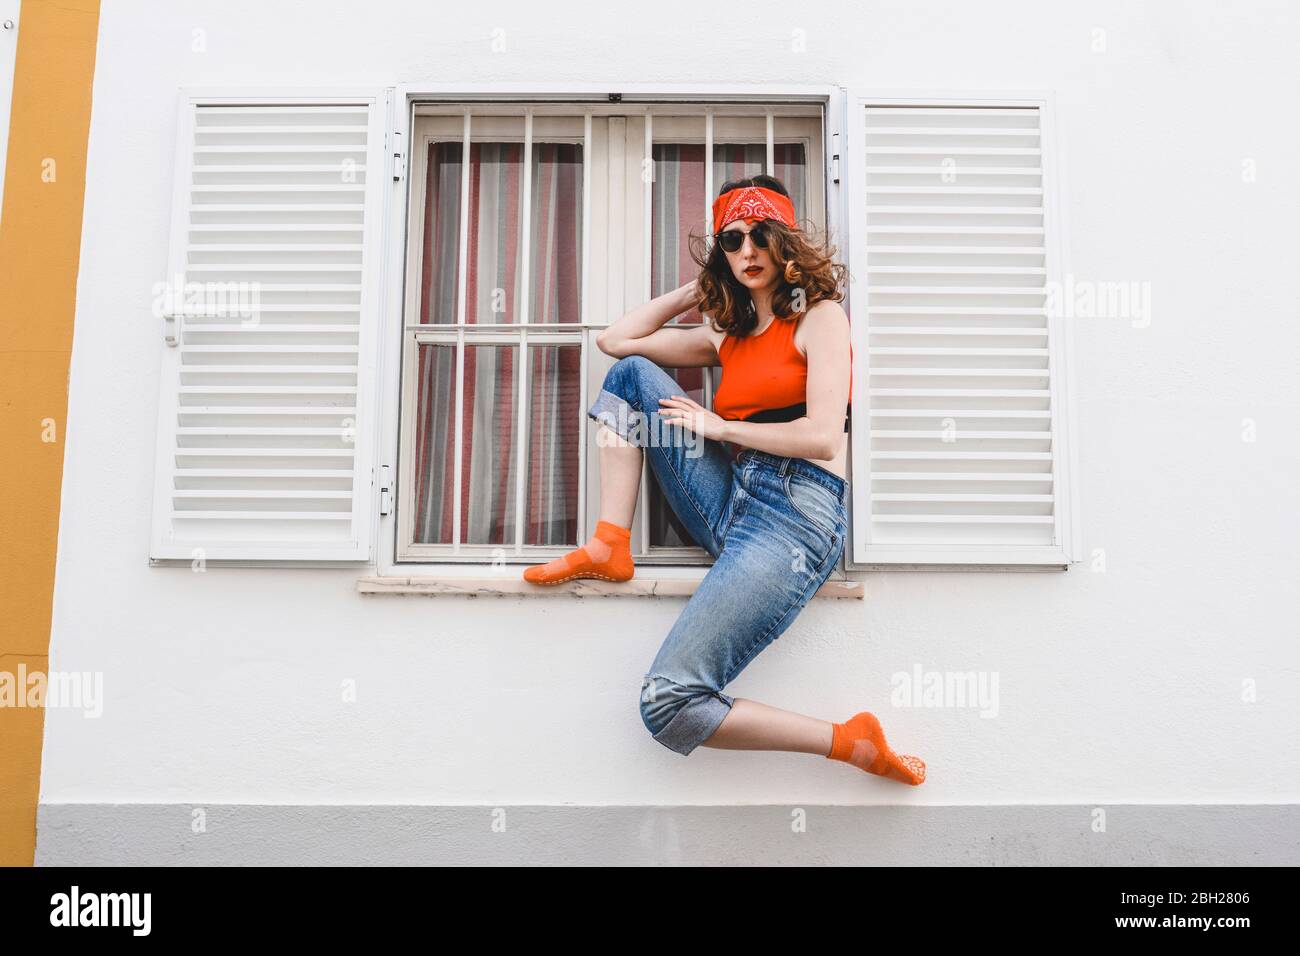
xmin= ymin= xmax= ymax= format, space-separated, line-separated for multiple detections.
xmin=374 ymin=83 xmax=1078 ymax=579
xmin=380 ymin=88 xmax=841 ymax=576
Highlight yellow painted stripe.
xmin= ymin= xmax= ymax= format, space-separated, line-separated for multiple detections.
xmin=0 ymin=0 xmax=101 ymax=866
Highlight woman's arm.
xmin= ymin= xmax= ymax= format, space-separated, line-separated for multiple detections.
xmin=717 ymin=418 xmax=829 ymax=460
xmin=596 ymin=282 xmax=719 ymax=367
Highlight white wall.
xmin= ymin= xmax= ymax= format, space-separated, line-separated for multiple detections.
xmin=42 ymin=0 xmax=1299 ymax=808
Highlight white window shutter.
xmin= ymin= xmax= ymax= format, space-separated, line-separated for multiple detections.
xmin=149 ymin=91 xmax=388 ymax=562
xmin=846 ymin=98 xmax=1079 ymax=566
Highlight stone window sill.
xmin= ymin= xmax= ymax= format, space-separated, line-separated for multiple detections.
xmin=357 ymin=574 xmax=863 ymax=599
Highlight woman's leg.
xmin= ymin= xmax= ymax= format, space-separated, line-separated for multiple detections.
xmin=524 ymin=355 xmax=738 ymax=584
xmin=702 ymin=700 xmax=925 ymax=785
xmin=588 ymin=354 xmax=739 ymax=556
xmin=696 ymin=698 xmax=833 ymax=754
xmin=522 ymin=433 xmax=637 ymax=582
xmin=544 ymin=425 xmax=642 ymax=569
xmin=638 ymin=505 xmax=843 ymax=755
xmin=639 ymin=458 xmax=926 ymax=784
xmin=594 ymin=424 xmax=641 ymax=530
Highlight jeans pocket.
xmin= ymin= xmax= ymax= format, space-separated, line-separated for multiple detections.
xmin=782 ymin=472 xmax=840 ymax=555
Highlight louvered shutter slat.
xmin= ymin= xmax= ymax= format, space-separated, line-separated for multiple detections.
xmin=150 ymin=95 xmax=385 ymax=562
xmin=852 ymin=103 xmax=1075 ymax=564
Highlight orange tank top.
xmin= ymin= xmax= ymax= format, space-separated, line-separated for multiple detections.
xmin=712 ymin=313 xmax=853 ymax=428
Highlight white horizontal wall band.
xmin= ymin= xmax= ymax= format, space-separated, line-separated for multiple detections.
xmin=36 ymin=804 xmax=1298 ymax=866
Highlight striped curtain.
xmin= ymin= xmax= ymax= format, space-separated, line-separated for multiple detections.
xmin=413 ymin=141 xmax=582 ymax=546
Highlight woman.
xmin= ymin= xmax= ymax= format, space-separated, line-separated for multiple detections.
xmin=523 ymin=175 xmax=926 ymax=785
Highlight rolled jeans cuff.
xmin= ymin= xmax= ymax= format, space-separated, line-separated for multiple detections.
xmin=650 ymin=690 xmax=735 ymax=756
xmin=588 ymin=387 xmax=640 ymax=444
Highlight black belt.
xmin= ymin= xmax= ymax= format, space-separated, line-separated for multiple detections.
xmin=742 ymin=402 xmax=851 ymax=432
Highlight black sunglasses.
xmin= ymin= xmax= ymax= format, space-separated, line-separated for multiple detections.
xmin=715 ymin=221 xmax=773 ymax=253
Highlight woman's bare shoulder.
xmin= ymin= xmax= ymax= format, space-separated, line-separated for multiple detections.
xmin=807 ymin=298 xmax=848 ymax=323
xmin=794 ymin=300 xmax=849 ymax=354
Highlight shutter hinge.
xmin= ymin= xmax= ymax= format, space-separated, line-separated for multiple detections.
xmin=830 ymin=132 xmax=841 ymax=185
xmin=378 ymin=464 xmax=393 ymax=515
xmin=391 ymin=131 xmax=405 ymax=181
xmin=162 ymin=305 xmax=183 ymax=347
xmin=162 ymin=308 xmax=179 ymax=346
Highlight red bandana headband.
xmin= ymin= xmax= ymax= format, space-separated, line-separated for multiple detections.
xmin=711 ymin=185 xmax=798 ymax=234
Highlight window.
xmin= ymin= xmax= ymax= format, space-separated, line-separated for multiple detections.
xmin=395 ymin=104 xmax=825 ymax=565
xmin=147 ymin=88 xmax=1077 ymax=572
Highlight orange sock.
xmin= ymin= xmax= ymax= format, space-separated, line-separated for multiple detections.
xmin=827 ymin=711 xmax=927 ymax=785
xmin=523 ymin=520 xmax=634 ymax=585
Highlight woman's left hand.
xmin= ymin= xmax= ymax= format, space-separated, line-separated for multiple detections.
xmin=657 ymin=395 xmax=729 ymax=442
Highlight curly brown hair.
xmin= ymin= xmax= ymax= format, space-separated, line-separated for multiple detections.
xmin=687 ymin=173 xmax=848 ymax=338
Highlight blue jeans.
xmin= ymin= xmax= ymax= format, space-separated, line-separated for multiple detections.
xmin=587 ymin=355 xmax=849 ymax=756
